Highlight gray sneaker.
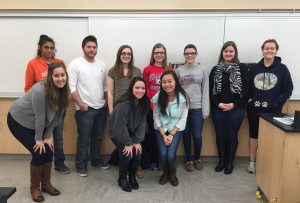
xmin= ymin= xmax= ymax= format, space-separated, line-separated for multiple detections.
xmin=77 ymin=169 xmax=88 ymax=177
xmin=247 ymin=161 xmax=255 ymax=174
xmin=93 ymin=162 xmax=110 ymax=170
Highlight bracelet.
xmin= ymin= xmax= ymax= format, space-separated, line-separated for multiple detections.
xmin=169 ymin=133 xmax=174 ymax=137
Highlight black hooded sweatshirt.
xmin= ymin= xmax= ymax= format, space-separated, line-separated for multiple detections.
xmin=248 ymin=56 xmax=293 ymax=112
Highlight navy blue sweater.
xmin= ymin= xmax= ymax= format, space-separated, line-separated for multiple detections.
xmin=248 ymin=56 xmax=293 ymax=112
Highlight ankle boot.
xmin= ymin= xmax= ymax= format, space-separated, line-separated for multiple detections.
xmin=168 ymin=163 xmax=178 ymax=186
xmin=41 ymin=162 xmax=60 ymax=196
xmin=215 ymin=152 xmax=226 ymax=172
xmin=30 ymin=165 xmax=44 ymax=202
xmin=159 ymin=162 xmax=169 ymax=185
xmin=118 ymin=178 xmax=132 ymax=192
xmin=128 ymin=176 xmax=139 ymax=190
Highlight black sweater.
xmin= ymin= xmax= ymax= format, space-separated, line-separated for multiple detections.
xmin=248 ymin=56 xmax=293 ymax=112
xmin=209 ymin=63 xmax=250 ymax=110
xmin=108 ymin=100 xmax=147 ymax=146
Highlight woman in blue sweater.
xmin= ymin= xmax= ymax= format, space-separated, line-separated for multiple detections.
xmin=152 ymin=71 xmax=189 ymax=186
xmin=247 ymin=39 xmax=293 ymax=173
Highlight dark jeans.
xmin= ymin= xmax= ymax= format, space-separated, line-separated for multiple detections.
xmin=182 ymin=108 xmax=204 ymax=162
xmin=155 ymin=130 xmax=182 ymax=164
xmin=111 ymin=138 xmax=141 ymax=179
xmin=7 ymin=113 xmax=53 ymax=166
xmin=75 ymin=107 xmax=107 ymax=171
xmin=211 ymin=108 xmax=244 ymax=157
xmin=53 ymin=111 xmax=66 ymax=169
xmin=143 ymin=110 xmax=159 ymax=164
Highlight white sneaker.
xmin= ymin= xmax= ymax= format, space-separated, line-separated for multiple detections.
xmin=247 ymin=161 xmax=255 ymax=174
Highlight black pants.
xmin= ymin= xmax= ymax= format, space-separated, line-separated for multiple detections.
xmin=7 ymin=113 xmax=53 ymax=166
xmin=143 ymin=110 xmax=159 ymax=164
xmin=111 ymin=138 xmax=141 ymax=180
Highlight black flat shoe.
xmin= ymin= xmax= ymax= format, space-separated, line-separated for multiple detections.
xmin=129 ymin=176 xmax=139 ymax=190
xmin=118 ymin=178 xmax=132 ymax=192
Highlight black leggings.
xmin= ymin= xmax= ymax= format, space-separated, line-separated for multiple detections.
xmin=7 ymin=113 xmax=53 ymax=166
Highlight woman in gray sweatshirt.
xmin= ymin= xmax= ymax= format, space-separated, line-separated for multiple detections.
xmin=108 ymin=77 xmax=149 ymax=192
xmin=175 ymin=44 xmax=210 ymax=172
xmin=7 ymin=62 xmax=70 ymax=202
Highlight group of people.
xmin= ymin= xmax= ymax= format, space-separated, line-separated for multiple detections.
xmin=7 ymin=34 xmax=293 ymax=201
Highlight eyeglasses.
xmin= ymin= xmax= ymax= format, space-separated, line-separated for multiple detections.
xmin=121 ymin=52 xmax=132 ymax=56
xmin=184 ymin=52 xmax=197 ymax=56
xmin=153 ymin=52 xmax=165 ymax=55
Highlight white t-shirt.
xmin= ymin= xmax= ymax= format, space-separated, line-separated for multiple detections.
xmin=68 ymin=57 xmax=108 ymax=110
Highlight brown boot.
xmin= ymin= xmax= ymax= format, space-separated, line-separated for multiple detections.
xmin=169 ymin=163 xmax=178 ymax=186
xmin=30 ymin=165 xmax=44 ymax=202
xmin=41 ymin=162 xmax=60 ymax=196
xmin=159 ymin=163 xmax=169 ymax=185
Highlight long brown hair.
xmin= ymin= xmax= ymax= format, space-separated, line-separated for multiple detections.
xmin=113 ymin=45 xmax=134 ymax=80
xmin=45 ymin=62 xmax=70 ymax=111
xmin=218 ymin=41 xmax=240 ymax=64
xmin=150 ymin=43 xmax=168 ymax=70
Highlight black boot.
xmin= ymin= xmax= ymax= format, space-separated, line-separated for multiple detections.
xmin=129 ymin=177 xmax=139 ymax=190
xmin=128 ymin=157 xmax=140 ymax=190
xmin=224 ymin=144 xmax=236 ymax=175
xmin=159 ymin=162 xmax=169 ymax=185
xmin=224 ymin=160 xmax=233 ymax=175
xmin=215 ymin=152 xmax=226 ymax=172
xmin=128 ymin=156 xmax=141 ymax=190
xmin=118 ymin=162 xmax=132 ymax=192
xmin=168 ymin=163 xmax=178 ymax=186
xmin=118 ymin=178 xmax=132 ymax=192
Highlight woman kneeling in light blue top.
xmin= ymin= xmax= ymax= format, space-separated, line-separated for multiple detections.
xmin=152 ymin=70 xmax=189 ymax=186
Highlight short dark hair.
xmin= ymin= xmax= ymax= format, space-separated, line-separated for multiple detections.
xmin=184 ymin=44 xmax=197 ymax=53
xmin=261 ymin=39 xmax=279 ymax=51
xmin=82 ymin=35 xmax=97 ymax=48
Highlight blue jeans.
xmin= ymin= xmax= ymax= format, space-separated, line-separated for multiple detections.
xmin=111 ymin=138 xmax=141 ymax=178
xmin=211 ymin=108 xmax=244 ymax=157
xmin=182 ymin=108 xmax=204 ymax=162
xmin=53 ymin=111 xmax=66 ymax=169
xmin=155 ymin=130 xmax=182 ymax=164
xmin=75 ymin=107 xmax=107 ymax=171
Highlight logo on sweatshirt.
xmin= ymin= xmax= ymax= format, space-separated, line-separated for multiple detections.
xmin=254 ymin=73 xmax=278 ymax=90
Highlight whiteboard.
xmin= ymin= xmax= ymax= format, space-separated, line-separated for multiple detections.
xmin=90 ymin=16 xmax=225 ymax=73
xmin=0 ymin=17 xmax=88 ymax=96
xmin=0 ymin=14 xmax=299 ymax=100
xmin=225 ymin=17 xmax=300 ymax=99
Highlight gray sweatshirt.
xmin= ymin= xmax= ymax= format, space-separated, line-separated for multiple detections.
xmin=9 ymin=82 xmax=65 ymax=141
xmin=175 ymin=64 xmax=210 ymax=117
xmin=108 ymin=100 xmax=147 ymax=146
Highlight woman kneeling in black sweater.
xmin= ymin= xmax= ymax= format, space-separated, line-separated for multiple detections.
xmin=108 ymin=77 xmax=149 ymax=192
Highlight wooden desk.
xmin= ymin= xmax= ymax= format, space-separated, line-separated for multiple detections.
xmin=256 ymin=113 xmax=300 ymax=203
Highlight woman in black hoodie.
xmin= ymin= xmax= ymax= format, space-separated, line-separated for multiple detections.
xmin=108 ymin=77 xmax=149 ymax=192
xmin=247 ymin=39 xmax=293 ymax=173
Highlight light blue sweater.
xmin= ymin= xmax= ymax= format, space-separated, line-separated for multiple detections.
xmin=152 ymin=91 xmax=188 ymax=133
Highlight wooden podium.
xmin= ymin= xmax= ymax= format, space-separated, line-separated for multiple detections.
xmin=256 ymin=113 xmax=300 ymax=203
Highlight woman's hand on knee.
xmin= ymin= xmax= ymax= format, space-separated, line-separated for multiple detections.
xmin=44 ymin=138 xmax=54 ymax=151
xmin=33 ymin=140 xmax=45 ymax=155
xmin=122 ymin=145 xmax=133 ymax=157
xmin=133 ymin=143 xmax=142 ymax=155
